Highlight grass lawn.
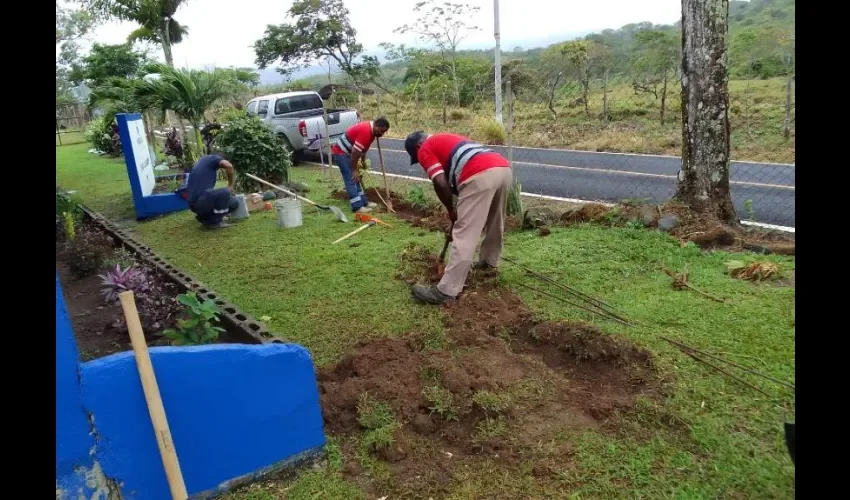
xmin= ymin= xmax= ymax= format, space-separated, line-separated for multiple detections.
xmin=57 ymin=143 xmax=795 ymax=499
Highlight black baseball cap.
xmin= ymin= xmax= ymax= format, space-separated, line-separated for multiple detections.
xmin=404 ymin=131 xmax=427 ymax=165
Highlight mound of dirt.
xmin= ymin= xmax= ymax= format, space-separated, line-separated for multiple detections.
xmin=331 ymin=187 xmax=450 ymax=232
xmin=316 ymin=248 xmax=664 ymax=495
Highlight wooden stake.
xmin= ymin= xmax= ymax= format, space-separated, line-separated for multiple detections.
xmin=118 ymin=291 xmax=188 ymax=500
xmin=375 ymin=137 xmax=395 ymax=213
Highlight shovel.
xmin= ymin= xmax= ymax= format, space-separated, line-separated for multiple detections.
xmin=245 ymin=173 xmax=348 ymax=222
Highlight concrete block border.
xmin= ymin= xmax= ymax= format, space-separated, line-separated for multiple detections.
xmin=80 ymin=207 xmax=283 ymax=345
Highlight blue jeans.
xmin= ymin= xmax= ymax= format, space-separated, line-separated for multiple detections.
xmin=190 ymin=188 xmax=238 ymax=226
xmin=334 ymin=154 xmax=369 ymax=212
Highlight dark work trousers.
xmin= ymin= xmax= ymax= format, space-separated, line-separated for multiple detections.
xmin=190 ymin=188 xmax=238 ymax=226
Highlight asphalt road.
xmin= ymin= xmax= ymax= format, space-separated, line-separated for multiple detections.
xmin=310 ymin=138 xmax=795 ymax=227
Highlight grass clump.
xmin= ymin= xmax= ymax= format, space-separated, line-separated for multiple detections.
xmin=356 ymin=392 xmax=401 ymax=451
xmin=473 ymin=418 xmax=509 ymax=443
xmin=474 ymin=117 xmax=507 ymax=145
xmin=423 ymin=385 xmax=458 ymax=421
xmin=472 ymin=390 xmax=511 ymax=416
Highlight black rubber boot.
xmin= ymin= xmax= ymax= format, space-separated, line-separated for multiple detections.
xmin=411 ymin=284 xmax=454 ymax=304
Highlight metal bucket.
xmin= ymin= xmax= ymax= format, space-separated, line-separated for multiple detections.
xmin=275 ymin=198 xmax=302 ymax=228
xmin=230 ymin=194 xmax=249 ymax=220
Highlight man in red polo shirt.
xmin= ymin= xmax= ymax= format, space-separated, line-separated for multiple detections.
xmin=404 ymin=131 xmax=513 ymax=304
xmin=332 ymin=117 xmax=390 ymax=213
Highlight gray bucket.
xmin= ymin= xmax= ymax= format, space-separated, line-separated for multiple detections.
xmin=275 ymin=198 xmax=302 ymax=228
xmin=230 ymin=194 xmax=249 ymax=220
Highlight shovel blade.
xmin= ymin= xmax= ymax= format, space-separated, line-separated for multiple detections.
xmin=329 ymin=205 xmax=348 ymax=223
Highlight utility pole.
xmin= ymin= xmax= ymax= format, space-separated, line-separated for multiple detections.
xmin=493 ymin=0 xmax=503 ymax=123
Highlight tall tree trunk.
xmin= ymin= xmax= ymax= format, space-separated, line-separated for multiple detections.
xmin=602 ymin=68 xmax=609 ymax=126
xmin=160 ymin=19 xmax=174 ymax=68
xmin=660 ymin=67 xmax=668 ymax=125
xmin=450 ymin=55 xmax=461 ymax=106
xmin=675 ymin=0 xmax=737 ymax=223
xmin=442 ymin=86 xmax=447 ymax=125
xmin=582 ymin=78 xmax=589 ymax=117
xmin=783 ymin=74 xmax=793 ymax=140
xmin=548 ymin=72 xmax=562 ymax=120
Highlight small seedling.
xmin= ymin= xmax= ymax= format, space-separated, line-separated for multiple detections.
xmin=744 ymin=199 xmax=755 ymax=220
xmin=423 ymin=385 xmax=458 ymax=421
xmin=472 ymin=390 xmax=511 ymax=415
xmin=62 ymin=212 xmax=76 ymax=240
xmin=356 ymin=393 xmax=400 ymax=451
xmin=407 ymin=185 xmax=428 ymax=208
xmin=163 ymin=292 xmax=225 ymax=346
xmin=103 ymin=247 xmax=136 ymax=270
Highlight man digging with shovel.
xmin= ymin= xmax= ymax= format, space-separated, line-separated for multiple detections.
xmin=332 ymin=117 xmax=390 ymax=214
xmin=404 ymin=131 xmax=513 ymax=304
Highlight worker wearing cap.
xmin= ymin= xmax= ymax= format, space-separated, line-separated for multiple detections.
xmin=185 ymin=152 xmax=237 ymax=230
xmin=332 ymin=117 xmax=391 ymax=214
xmin=404 ymin=131 xmax=513 ymax=304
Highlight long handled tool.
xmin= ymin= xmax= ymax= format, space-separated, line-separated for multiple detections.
xmin=332 ymin=220 xmax=376 ymax=244
xmin=119 ymin=291 xmax=188 ymax=500
xmin=245 ymin=173 xmax=348 ymax=222
xmin=375 ymin=137 xmax=395 ymax=213
xmin=436 ymin=222 xmax=453 ymax=278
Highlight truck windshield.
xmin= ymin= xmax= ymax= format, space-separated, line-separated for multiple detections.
xmin=274 ymin=94 xmax=323 ymax=115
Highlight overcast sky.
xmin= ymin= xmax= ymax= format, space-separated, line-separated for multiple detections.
xmin=84 ymin=0 xmax=681 ymax=69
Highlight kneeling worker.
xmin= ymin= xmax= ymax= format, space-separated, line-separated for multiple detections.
xmin=404 ymin=131 xmax=513 ymax=304
xmin=186 ymin=152 xmax=237 ymax=229
xmin=332 ymin=117 xmax=390 ymax=213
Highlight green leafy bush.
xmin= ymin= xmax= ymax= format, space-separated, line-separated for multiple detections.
xmin=163 ymin=292 xmax=225 ymax=346
xmin=84 ymin=116 xmax=121 ymax=156
xmin=65 ymin=227 xmax=114 ymax=278
xmin=215 ymin=112 xmax=292 ymax=191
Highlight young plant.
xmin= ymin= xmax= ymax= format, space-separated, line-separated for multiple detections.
xmin=407 ymin=185 xmax=428 ymax=208
xmin=62 ymin=212 xmax=76 ymax=241
xmin=163 ymin=292 xmax=225 ymax=346
xmin=99 ymin=265 xmax=149 ymax=303
xmin=103 ymin=248 xmax=137 ymax=270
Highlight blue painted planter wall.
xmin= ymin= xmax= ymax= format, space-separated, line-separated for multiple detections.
xmin=55 ymin=275 xmax=326 ymax=499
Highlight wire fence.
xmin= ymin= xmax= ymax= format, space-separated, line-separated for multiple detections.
xmin=348 ymin=79 xmax=795 ymax=229
xmin=500 ymin=85 xmax=794 ymax=228
xmin=56 ymin=103 xmax=91 ymax=146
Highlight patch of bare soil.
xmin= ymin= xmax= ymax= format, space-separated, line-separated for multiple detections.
xmin=331 ymin=187 xmax=521 ymax=233
xmin=557 ymin=201 xmax=795 ymax=254
xmin=317 ymin=249 xmax=665 ymax=497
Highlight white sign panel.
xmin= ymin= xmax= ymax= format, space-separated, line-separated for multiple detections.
xmin=128 ymin=118 xmax=155 ymax=196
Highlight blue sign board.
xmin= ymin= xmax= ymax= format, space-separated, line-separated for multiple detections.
xmin=116 ymin=113 xmax=188 ymax=220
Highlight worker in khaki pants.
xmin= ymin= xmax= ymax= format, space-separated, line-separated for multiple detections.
xmin=404 ymin=131 xmax=513 ymax=304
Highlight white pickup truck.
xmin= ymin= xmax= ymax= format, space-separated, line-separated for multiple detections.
xmin=246 ymin=91 xmax=360 ymax=164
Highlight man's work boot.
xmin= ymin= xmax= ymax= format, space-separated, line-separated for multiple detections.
xmin=366 ymin=201 xmax=381 ymax=209
xmin=204 ymin=222 xmax=233 ymax=230
xmin=472 ymin=261 xmax=499 ymax=277
xmin=411 ymin=284 xmax=454 ymax=305
xmin=355 ymin=206 xmax=374 ymax=214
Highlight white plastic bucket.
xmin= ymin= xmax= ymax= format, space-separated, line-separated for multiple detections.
xmin=275 ymin=198 xmax=302 ymax=228
xmin=230 ymin=194 xmax=249 ymax=220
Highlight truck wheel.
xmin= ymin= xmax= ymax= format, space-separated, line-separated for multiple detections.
xmin=277 ymin=135 xmax=300 ymax=166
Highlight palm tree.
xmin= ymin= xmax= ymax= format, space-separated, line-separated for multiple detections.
xmin=137 ymin=64 xmax=227 ymax=150
xmin=88 ymin=0 xmax=188 ymax=67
